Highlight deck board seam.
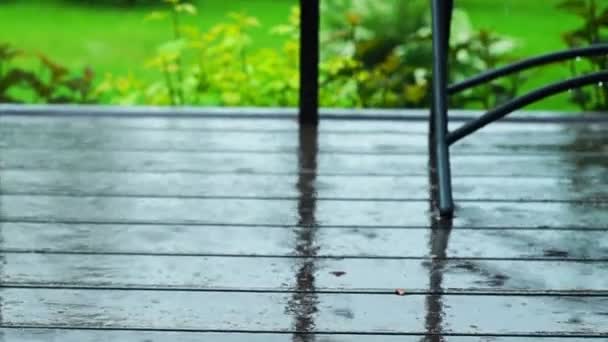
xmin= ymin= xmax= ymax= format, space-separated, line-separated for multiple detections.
xmin=2 ymin=219 xmax=606 ymax=230
xmin=2 ymin=167 xmax=596 ymax=179
xmin=2 ymin=250 xmax=606 ymax=262
xmin=2 ymin=192 xmax=606 ymax=204
xmin=2 ymin=147 xmax=607 ymax=157
xmin=3 ymin=284 xmax=608 ymax=296
xmin=1 ymin=325 xmax=606 ymax=338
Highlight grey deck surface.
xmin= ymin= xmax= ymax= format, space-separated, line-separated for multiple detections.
xmin=0 ymin=109 xmax=607 ymax=341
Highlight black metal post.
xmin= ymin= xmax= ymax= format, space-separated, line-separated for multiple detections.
xmin=430 ymin=0 xmax=454 ymax=217
xmin=299 ymin=0 xmax=320 ymax=126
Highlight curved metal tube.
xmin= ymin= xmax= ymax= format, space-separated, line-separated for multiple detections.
xmin=447 ymin=71 xmax=608 ymax=145
xmin=448 ymin=44 xmax=608 ymax=94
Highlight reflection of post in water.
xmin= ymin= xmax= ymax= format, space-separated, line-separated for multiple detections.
xmin=287 ymin=125 xmax=319 ymax=342
xmin=423 ymin=152 xmax=453 ymax=342
xmin=0 ymin=224 xmax=4 ymax=339
xmin=422 ymin=217 xmax=452 ymax=342
xmin=565 ymin=126 xmax=608 ymax=197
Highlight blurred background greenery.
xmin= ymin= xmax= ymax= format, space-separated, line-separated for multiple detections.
xmin=0 ymin=0 xmax=294 ymax=78
xmin=0 ymin=0 xmax=606 ymax=110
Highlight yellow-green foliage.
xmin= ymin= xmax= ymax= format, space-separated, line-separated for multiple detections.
xmin=97 ymin=2 xmax=372 ymax=107
xmin=96 ymin=0 xmax=522 ymax=108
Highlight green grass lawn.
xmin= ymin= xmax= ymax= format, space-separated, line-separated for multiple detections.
xmin=0 ymin=0 xmax=590 ymax=109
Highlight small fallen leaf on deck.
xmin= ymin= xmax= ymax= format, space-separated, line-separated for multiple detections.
xmin=395 ymin=288 xmax=406 ymax=296
xmin=330 ymin=271 xmax=346 ymax=277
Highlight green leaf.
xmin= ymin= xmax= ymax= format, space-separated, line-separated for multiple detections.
xmin=403 ymin=83 xmax=426 ymax=103
xmin=270 ymin=25 xmax=293 ymax=35
xmin=562 ymin=30 xmax=590 ymax=47
xmin=158 ymin=39 xmax=187 ymax=55
xmin=597 ymin=8 xmax=608 ymax=26
xmin=221 ymin=91 xmax=241 ymax=105
xmin=0 ymin=68 xmax=47 ymax=96
xmin=175 ymin=3 xmax=197 ymax=15
xmin=37 ymin=54 xmax=69 ymax=83
xmin=556 ymin=0 xmax=589 ymax=18
xmin=0 ymin=43 xmax=23 ymax=61
xmin=144 ymin=11 xmax=168 ymax=21
xmin=449 ymin=9 xmax=473 ymax=45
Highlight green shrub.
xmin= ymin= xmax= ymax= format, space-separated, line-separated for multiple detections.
xmin=97 ymin=2 xmax=302 ymax=106
xmin=0 ymin=43 xmax=96 ymax=104
xmin=97 ymin=1 xmax=523 ymax=108
xmin=320 ymin=0 xmax=524 ymax=109
xmin=557 ymin=0 xmax=608 ymax=111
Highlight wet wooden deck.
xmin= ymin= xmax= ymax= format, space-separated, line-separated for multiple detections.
xmin=0 ymin=107 xmax=607 ymax=341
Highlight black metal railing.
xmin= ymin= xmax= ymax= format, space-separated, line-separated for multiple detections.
xmin=429 ymin=0 xmax=608 ymax=217
xmin=298 ymin=0 xmax=608 ymax=218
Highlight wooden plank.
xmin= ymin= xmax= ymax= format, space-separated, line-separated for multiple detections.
xmin=1 ymin=122 xmax=606 ymax=154
xmin=0 ymin=329 xmax=597 ymax=342
xmin=2 ymin=149 xmax=607 ymax=178
xmin=2 ymin=114 xmax=607 ymax=134
xmin=2 ymin=114 xmax=606 ymax=338
xmin=1 ymin=170 xmax=605 ymax=201
xmin=0 ymin=149 xmax=301 ymax=174
xmin=1 ymin=223 xmax=606 ymax=259
xmin=2 ymin=253 xmax=608 ymax=291
xmin=2 ymin=195 xmax=607 ymax=228
xmin=1 ymin=288 xmax=606 ymax=334
xmin=0 ymin=116 xmax=301 ymax=132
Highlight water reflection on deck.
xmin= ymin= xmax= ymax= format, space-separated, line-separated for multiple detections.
xmin=0 ymin=108 xmax=607 ymax=341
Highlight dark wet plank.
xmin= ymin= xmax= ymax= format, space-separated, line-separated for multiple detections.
xmin=0 ymin=115 xmax=300 ymax=131
xmin=1 ymin=113 xmax=607 ymax=338
xmin=1 ymin=329 xmax=600 ymax=342
xmin=2 ymin=170 xmax=605 ymax=201
xmin=2 ymin=195 xmax=606 ymax=228
xmin=1 ymin=121 xmax=606 ymax=154
xmin=2 ymin=149 xmax=607 ymax=178
xmin=3 ymin=253 xmax=608 ymax=291
xmin=0 ymin=127 xmax=435 ymax=154
xmin=1 ymin=288 xmax=607 ymax=334
xmin=2 ymin=113 xmax=607 ymax=133
xmin=1 ymin=223 xmax=606 ymax=259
